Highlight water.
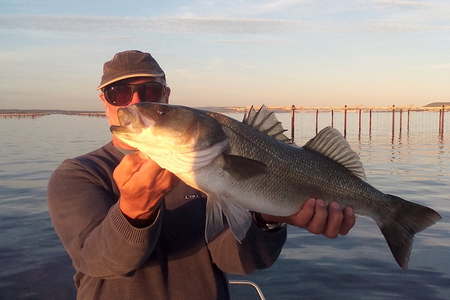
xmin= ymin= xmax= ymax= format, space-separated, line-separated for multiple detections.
xmin=0 ymin=112 xmax=449 ymax=300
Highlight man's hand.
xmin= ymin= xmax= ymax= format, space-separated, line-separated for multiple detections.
xmin=113 ymin=152 xmax=178 ymax=223
xmin=260 ymin=198 xmax=356 ymax=238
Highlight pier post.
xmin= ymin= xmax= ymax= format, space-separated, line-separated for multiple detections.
xmin=391 ymin=105 xmax=395 ymax=141
xmin=291 ymin=105 xmax=296 ymax=143
xmin=369 ymin=108 xmax=372 ymax=137
xmin=344 ymin=105 xmax=347 ymax=138
xmin=315 ymin=109 xmax=319 ymax=135
xmin=358 ymin=109 xmax=362 ymax=139
xmin=399 ymin=109 xmax=403 ymax=137
xmin=443 ymin=106 xmax=446 ymax=136
xmin=331 ymin=109 xmax=334 ymax=128
xmin=407 ymin=109 xmax=410 ymax=134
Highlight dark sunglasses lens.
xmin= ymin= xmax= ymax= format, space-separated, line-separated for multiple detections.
xmin=138 ymin=84 xmax=164 ymax=102
xmin=105 ymin=85 xmax=132 ymax=106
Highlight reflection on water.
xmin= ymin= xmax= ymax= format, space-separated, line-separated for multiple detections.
xmin=0 ymin=113 xmax=449 ymax=300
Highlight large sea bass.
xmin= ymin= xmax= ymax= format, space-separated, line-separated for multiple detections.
xmin=111 ymin=102 xmax=441 ymax=269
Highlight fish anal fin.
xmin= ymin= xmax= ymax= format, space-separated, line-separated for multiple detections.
xmin=223 ymin=154 xmax=267 ymax=180
xmin=304 ymin=126 xmax=366 ymax=180
xmin=205 ymin=194 xmax=225 ymax=243
xmin=222 ymin=199 xmax=252 ymax=242
xmin=205 ymin=192 xmax=252 ymax=243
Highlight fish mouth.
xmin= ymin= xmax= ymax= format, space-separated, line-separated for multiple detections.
xmin=109 ymin=124 xmax=125 ymax=134
xmin=110 ymin=107 xmax=135 ymax=135
xmin=110 ymin=105 xmax=152 ymax=135
xmin=117 ymin=106 xmax=138 ymax=127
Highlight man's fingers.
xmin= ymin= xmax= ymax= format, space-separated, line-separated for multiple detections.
xmin=306 ymin=199 xmax=328 ymax=234
xmin=115 ymin=152 xmax=145 ymax=175
xmin=324 ymin=202 xmax=344 ymax=238
xmin=339 ymin=207 xmax=356 ymax=235
xmin=155 ymin=169 xmax=178 ymax=191
xmin=138 ymin=157 xmax=163 ymax=175
xmin=291 ymin=198 xmax=316 ymax=227
xmin=114 ymin=152 xmax=168 ymax=191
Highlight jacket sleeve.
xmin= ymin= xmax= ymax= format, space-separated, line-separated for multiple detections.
xmin=47 ymin=159 xmax=162 ymax=278
xmin=207 ymin=222 xmax=287 ymax=275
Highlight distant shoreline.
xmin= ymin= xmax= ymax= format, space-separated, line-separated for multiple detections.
xmin=0 ymin=103 xmax=448 ymax=116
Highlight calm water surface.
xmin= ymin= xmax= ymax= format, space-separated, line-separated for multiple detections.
xmin=0 ymin=112 xmax=449 ymax=300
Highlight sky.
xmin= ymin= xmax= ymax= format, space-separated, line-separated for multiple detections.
xmin=1 ymin=0 xmax=449 ymax=110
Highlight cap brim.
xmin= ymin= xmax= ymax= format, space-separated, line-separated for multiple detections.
xmin=97 ymin=73 xmax=165 ymax=90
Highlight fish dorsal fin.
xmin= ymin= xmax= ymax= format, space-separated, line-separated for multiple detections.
xmin=304 ymin=126 xmax=366 ymax=180
xmin=243 ymin=105 xmax=290 ymax=143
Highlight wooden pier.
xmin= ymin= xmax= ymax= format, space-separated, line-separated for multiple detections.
xmin=283 ymin=105 xmax=448 ymax=143
xmin=1 ymin=105 xmax=447 ymax=142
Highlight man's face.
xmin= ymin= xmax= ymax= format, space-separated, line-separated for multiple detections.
xmin=99 ymin=76 xmax=170 ymax=126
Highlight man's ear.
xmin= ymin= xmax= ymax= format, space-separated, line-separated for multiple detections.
xmin=163 ymin=86 xmax=171 ymax=104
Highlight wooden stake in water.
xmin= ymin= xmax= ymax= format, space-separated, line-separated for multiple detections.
xmin=369 ymin=108 xmax=372 ymax=137
xmin=331 ymin=109 xmax=334 ymax=128
xmin=443 ymin=106 xmax=446 ymax=135
xmin=344 ymin=105 xmax=348 ymax=138
xmin=443 ymin=106 xmax=446 ymax=136
xmin=440 ymin=105 xmax=445 ymax=136
xmin=315 ymin=109 xmax=319 ymax=135
xmin=399 ymin=109 xmax=403 ymax=137
xmin=392 ymin=105 xmax=396 ymax=141
xmin=407 ymin=109 xmax=410 ymax=134
xmin=358 ymin=109 xmax=362 ymax=139
xmin=291 ymin=105 xmax=296 ymax=143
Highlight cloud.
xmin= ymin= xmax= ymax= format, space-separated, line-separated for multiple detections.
xmin=172 ymin=0 xmax=310 ymax=17
xmin=215 ymin=37 xmax=290 ymax=44
xmin=172 ymin=0 xmax=438 ymax=19
xmin=249 ymin=0 xmax=310 ymax=14
xmin=1 ymin=12 xmax=449 ymax=35
xmin=0 ymin=15 xmax=304 ymax=34
xmin=429 ymin=63 xmax=450 ymax=70
xmin=366 ymin=21 xmax=450 ymax=32
xmin=373 ymin=0 xmax=431 ymax=9
xmin=366 ymin=0 xmax=450 ymax=32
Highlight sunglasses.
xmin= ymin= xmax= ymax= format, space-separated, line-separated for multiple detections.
xmin=103 ymin=82 xmax=165 ymax=106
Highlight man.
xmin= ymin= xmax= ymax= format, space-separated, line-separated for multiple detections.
xmin=48 ymin=50 xmax=355 ymax=300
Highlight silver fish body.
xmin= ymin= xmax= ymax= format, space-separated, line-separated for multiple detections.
xmin=111 ymin=103 xmax=441 ymax=269
xmin=200 ymin=111 xmax=379 ymax=216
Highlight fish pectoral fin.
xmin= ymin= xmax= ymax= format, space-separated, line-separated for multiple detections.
xmin=205 ymin=194 xmax=225 ymax=243
xmin=205 ymin=193 xmax=252 ymax=243
xmin=304 ymin=126 xmax=366 ymax=180
xmin=223 ymin=154 xmax=267 ymax=180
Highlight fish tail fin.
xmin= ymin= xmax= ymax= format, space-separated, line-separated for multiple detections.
xmin=378 ymin=194 xmax=441 ymax=269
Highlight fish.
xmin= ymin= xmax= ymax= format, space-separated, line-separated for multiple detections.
xmin=110 ymin=102 xmax=441 ymax=269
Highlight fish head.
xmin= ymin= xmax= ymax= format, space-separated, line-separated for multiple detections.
xmin=110 ymin=103 xmax=228 ymax=172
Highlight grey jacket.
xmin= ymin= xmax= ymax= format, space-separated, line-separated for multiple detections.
xmin=48 ymin=142 xmax=287 ymax=300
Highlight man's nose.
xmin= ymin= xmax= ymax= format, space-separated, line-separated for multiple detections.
xmin=129 ymin=90 xmax=142 ymax=105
